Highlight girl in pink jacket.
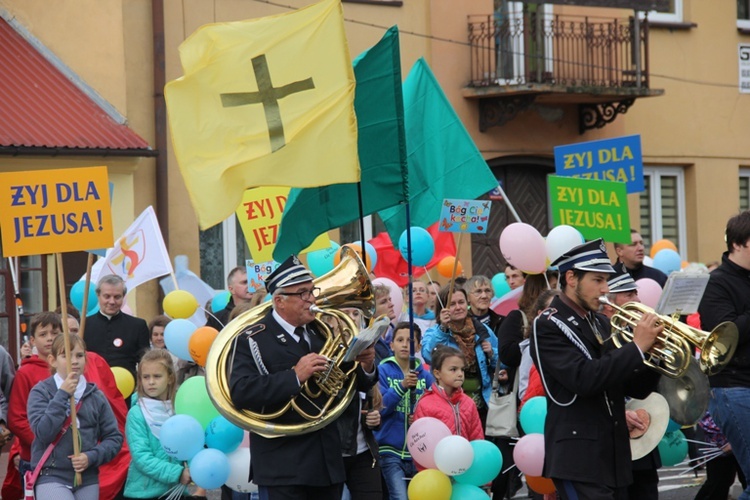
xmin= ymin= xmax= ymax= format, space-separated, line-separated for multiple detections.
xmin=414 ymin=345 xmax=484 ymax=441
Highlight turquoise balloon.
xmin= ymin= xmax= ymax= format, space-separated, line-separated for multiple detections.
xmin=190 ymin=448 xmax=230 ymax=489
xmin=450 ymin=483 xmax=487 ymax=500
xmin=658 ymin=430 xmax=688 ymax=467
xmin=211 ymin=291 xmax=231 ymax=313
xmin=175 ymin=376 xmax=221 ymax=429
xmin=354 ymin=240 xmax=378 ymax=269
xmin=666 ymin=419 xmax=680 ymax=433
xmin=160 ymin=414 xmax=205 ymax=460
xmin=491 ymin=273 xmax=510 ymax=298
xmin=398 ymin=227 xmax=434 ymax=267
xmin=205 ymin=415 xmax=244 ymax=453
xmin=519 ymin=396 xmax=547 ymax=435
xmin=454 ymin=440 xmax=503 ymax=486
xmin=70 ymin=280 xmax=98 ymax=314
xmin=307 ymin=241 xmax=340 ymax=277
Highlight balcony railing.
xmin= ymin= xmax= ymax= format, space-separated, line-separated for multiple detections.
xmin=468 ymin=12 xmax=650 ymax=90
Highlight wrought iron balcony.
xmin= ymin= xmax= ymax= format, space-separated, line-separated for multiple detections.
xmin=465 ymin=12 xmax=664 ymax=133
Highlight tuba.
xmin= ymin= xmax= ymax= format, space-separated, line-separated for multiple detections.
xmin=598 ymin=297 xmax=738 ymax=379
xmin=205 ymin=246 xmax=374 ymax=438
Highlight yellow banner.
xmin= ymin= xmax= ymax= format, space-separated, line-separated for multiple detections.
xmin=0 ymin=167 xmax=113 ymax=257
xmin=236 ymin=186 xmax=329 ymax=262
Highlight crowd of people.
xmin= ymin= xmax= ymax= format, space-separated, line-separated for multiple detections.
xmin=2 ymin=214 xmax=750 ymax=500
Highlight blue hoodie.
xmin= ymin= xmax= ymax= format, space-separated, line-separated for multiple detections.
xmin=375 ymin=357 xmax=434 ymax=459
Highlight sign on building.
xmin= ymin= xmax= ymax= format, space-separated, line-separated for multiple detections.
xmin=740 ymin=44 xmax=750 ymax=94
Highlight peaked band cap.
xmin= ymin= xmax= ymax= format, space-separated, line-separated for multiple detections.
xmin=608 ymin=262 xmax=638 ymax=293
xmin=552 ymin=238 xmax=616 ymax=274
xmin=265 ymin=255 xmax=314 ymax=295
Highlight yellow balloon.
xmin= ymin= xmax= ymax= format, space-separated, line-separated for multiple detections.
xmin=407 ymin=469 xmax=452 ymax=500
xmin=163 ymin=290 xmax=199 ymax=319
xmin=111 ymin=366 xmax=135 ymax=398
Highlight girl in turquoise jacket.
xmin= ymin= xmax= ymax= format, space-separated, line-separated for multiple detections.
xmin=123 ymin=349 xmax=190 ymax=499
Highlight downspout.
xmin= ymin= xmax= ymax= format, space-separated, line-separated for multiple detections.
xmin=152 ymin=0 xmax=169 ymax=248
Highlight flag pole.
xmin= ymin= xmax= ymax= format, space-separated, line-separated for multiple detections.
xmin=495 ymin=183 xmax=522 ymax=223
xmin=55 ymin=253 xmax=83 ymax=486
xmin=404 ymin=203 xmax=416 ymax=416
xmin=7 ymin=257 xmax=26 ymax=363
xmin=356 ymin=183 xmax=368 ymax=267
xmin=78 ymin=253 xmax=95 ymax=340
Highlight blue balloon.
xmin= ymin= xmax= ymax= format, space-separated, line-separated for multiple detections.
xmin=211 ymin=291 xmax=231 ymax=313
xmin=450 ymin=483 xmax=487 ymax=500
xmin=652 ymin=249 xmax=682 ymax=275
xmin=519 ymin=396 xmax=547 ymax=434
xmin=491 ymin=273 xmax=510 ymax=298
xmin=205 ymin=416 xmax=244 ymax=453
xmin=190 ymin=448 xmax=230 ymax=489
xmin=354 ymin=240 xmax=378 ymax=269
xmin=164 ymin=319 xmax=197 ymax=361
xmin=70 ymin=280 xmax=98 ymax=314
xmin=160 ymin=414 xmax=205 ymax=460
xmin=398 ymin=227 xmax=435 ymax=267
xmin=454 ymin=440 xmax=503 ymax=486
xmin=307 ymin=241 xmax=340 ymax=277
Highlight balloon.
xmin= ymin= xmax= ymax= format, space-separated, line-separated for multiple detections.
xmin=70 ymin=280 xmax=98 ymax=314
xmin=666 ymin=419 xmax=681 ymax=433
xmin=513 ymin=433 xmax=545 ymax=476
xmin=399 ymin=227 xmax=435 ymax=267
xmin=436 ymin=256 xmax=463 ymax=278
xmin=354 ymin=240 xmax=378 ymax=270
xmin=643 ymin=255 xmax=654 ymax=267
xmin=175 ymin=375 xmax=221 ymax=429
xmin=121 ymin=303 xmax=132 ymax=316
xmin=225 ymin=448 xmax=258 ymax=493
xmin=635 ymin=278 xmax=663 ymax=309
xmin=205 ymin=415 xmax=244 ymax=453
xmin=306 ymin=241 xmax=340 ymax=277
xmin=164 ymin=319 xmax=197 ymax=361
xmin=110 ymin=367 xmax=134 ymax=398
xmin=449 ymin=483 xmax=486 ymax=500
xmin=681 ymin=260 xmax=690 ymax=269
xmin=160 ymin=414 xmax=205 ymax=460
xmin=658 ymin=430 xmax=688 ymax=467
xmin=190 ymin=448 xmax=230 ymax=489
xmin=519 ymin=396 xmax=547 ymax=435
xmin=500 ymin=223 xmax=547 ymax=274
xmin=545 ymin=225 xmax=584 ymax=263
xmin=454 ymin=440 xmax=503 ymax=486
xmin=650 ymin=239 xmax=678 ymax=259
xmin=491 ymin=273 xmax=511 ymax=298
xmin=407 ymin=469 xmax=452 ymax=500
xmin=372 ymin=277 xmax=404 ymax=319
xmin=406 ymin=417 xmax=452 ymax=470
xmin=189 ymin=326 xmax=219 ymax=366
xmin=526 ymin=475 xmax=556 ymax=494
xmin=163 ymin=290 xmax=199 ymax=319
xmin=434 ymin=435 xmax=474 ymax=476
xmin=211 ymin=291 xmax=231 ymax=313
xmin=334 ymin=243 xmax=361 ymax=266
xmin=240 ymin=431 xmax=250 ymax=449
xmin=652 ymin=249 xmax=682 ymax=275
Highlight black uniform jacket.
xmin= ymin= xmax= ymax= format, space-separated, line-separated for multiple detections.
xmin=529 ymin=295 xmax=659 ymax=488
xmin=229 ymin=309 xmax=346 ymax=487
xmin=85 ymin=311 xmax=150 ymax=375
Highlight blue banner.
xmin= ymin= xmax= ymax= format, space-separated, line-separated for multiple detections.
xmin=439 ymin=198 xmax=492 ymax=233
xmin=554 ymin=135 xmax=644 ymax=194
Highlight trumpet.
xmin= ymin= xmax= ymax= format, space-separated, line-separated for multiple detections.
xmin=598 ymin=296 xmax=738 ymax=379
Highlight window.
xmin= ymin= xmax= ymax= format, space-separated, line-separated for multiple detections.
xmin=339 ymin=214 xmax=385 ymax=245
xmin=740 ymin=168 xmax=750 ymax=211
xmin=643 ymin=0 xmax=683 ymax=23
xmin=739 ymin=0 xmax=750 ymax=29
xmin=639 ymin=167 xmax=686 ymax=258
xmin=199 ymin=216 xmax=251 ymax=290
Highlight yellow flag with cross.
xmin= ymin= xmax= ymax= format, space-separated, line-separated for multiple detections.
xmin=165 ymin=0 xmax=360 ymax=230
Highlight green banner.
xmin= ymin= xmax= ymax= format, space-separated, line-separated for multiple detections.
xmin=548 ymin=175 xmax=630 ymax=244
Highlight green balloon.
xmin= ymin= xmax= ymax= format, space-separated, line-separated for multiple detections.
xmin=658 ymin=430 xmax=688 ymax=467
xmin=175 ymin=376 xmax=221 ymax=429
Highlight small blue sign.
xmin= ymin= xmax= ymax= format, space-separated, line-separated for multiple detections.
xmin=245 ymin=259 xmax=279 ymax=293
xmin=439 ymin=199 xmax=492 ymax=233
xmin=554 ymin=135 xmax=644 ymax=194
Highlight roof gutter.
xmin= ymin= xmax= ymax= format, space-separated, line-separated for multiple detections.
xmin=0 ymin=146 xmax=158 ymax=157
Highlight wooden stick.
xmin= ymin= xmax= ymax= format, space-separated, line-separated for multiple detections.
xmin=78 ymin=252 xmax=95 ymax=339
xmin=55 ymin=253 xmax=82 ymax=486
xmin=445 ymin=233 xmax=464 ymax=313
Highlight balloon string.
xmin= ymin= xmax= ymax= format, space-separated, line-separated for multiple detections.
xmin=199 ymin=306 xmax=225 ymax=328
xmin=423 ymin=267 xmax=445 ymax=309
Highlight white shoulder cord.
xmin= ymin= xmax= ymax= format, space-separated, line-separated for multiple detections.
xmin=533 ymin=313 xmax=592 ymax=407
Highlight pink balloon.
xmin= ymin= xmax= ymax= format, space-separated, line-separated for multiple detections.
xmin=500 ymin=223 xmax=547 ymax=274
xmin=240 ymin=431 xmax=250 ymax=449
xmin=372 ymin=277 xmax=404 ymax=319
xmin=513 ymin=433 xmax=545 ymax=477
xmin=121 ymin=303 xmax=133 ymax=316
xmin=636 ymin=278 xmax=662 ymax=309
xmin=407 ymin=417 xmax=452 ymax=470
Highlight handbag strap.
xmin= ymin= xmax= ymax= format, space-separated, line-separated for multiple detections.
xmin=27 ymin=400 xmax=83 ymax=483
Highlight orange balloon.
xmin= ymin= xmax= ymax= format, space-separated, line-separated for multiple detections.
xmin=436 ymin=256 xmax=462 ymax=278
xmin=525 ymin=475 xmax=556 ymax=494
xmin=333 ymin=244 xmax=373 ymax=272
xmin=681 ymin=260 xmax=689 ymax=269
xmin=188 ymin=326 xmax=219 ymax=367
xmin=650 ymin=239 xmax=678 ymax=259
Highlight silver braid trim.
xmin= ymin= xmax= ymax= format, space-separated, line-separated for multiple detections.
xmin=248 ymin=336 xmax=269 ymax=376
xmin=548 ymin=315 xmax=592 ymax=360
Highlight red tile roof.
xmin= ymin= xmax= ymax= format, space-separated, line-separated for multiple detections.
xmin=0 ymin=16 xmax=153 ymax=155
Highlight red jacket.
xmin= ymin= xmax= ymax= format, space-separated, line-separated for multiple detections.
xmin=414 ymin=384 xmax=484 ymax=441
xmin=7 ymin=355 xmax=50 ymax=461
xmin=521 ymin=365 xmax=545 ymax=410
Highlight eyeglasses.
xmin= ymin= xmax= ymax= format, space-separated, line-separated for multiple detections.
xmin=279 ymin=287 xmax=321 ymax=301
xmin=470 ymin=288 xmax=493 ymax=296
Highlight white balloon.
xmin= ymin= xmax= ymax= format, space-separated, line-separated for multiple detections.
xmin=434 ymin=435 xmax=474 ymax=476
xmin=546 ymin=225 xmax=584 ymax=263
xmin=224 ymin=448 xmax=258 ymax=493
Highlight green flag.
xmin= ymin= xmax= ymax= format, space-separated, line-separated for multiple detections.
xmin=273 ymin=26 xmax=407 ymax=261
xmin=378 ymin=58 xmax=498 ymax=243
